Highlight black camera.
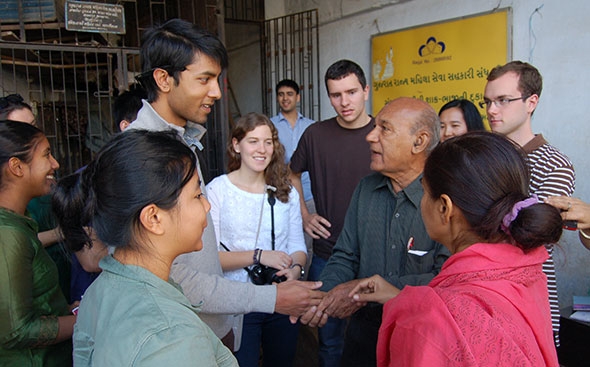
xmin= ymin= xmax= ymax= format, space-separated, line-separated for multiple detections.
xmin=249 ymin=264 xmax=287 ymax=285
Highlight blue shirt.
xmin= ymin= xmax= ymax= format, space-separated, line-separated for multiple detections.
xmin=270 ymin=112 xmax=315 ymax=201
xmin=73 ymin=256 xmax=238 ymax=367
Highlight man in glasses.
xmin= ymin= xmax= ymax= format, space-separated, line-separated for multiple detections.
xmin=483 ymin=60 xmax=575 ymax=346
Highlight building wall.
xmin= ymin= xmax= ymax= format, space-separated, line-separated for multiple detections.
xmin=225 ymin=21 xmax=264 ymax=118
xmin=265 ymin=0 xmax=590 ymax=309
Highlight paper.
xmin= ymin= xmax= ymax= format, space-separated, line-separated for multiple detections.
xmin=570 ymin=311 xmax=590 ymax=323
xmin=408 ymin=250 xmax=428 ymax=256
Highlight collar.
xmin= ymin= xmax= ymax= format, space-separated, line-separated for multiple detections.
xmin=276 ymin=111 xmax=304 ymax=123
xmin=521 ymin=134 xmax=547 ymax=154
xmin=374 ymin=173 xmax=424 ymax=208
xmin=99 ymin=255 xmax=203 ymax=310
xmin=134 ymin=100 xmax=207 ymax=150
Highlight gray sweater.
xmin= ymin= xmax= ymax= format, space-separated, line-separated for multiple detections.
xmin=127 ymin=101 xmax=277 ymax=337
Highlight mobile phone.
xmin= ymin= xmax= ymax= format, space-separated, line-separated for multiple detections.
xmin=563 ymin=220 xmax=578 ymax=230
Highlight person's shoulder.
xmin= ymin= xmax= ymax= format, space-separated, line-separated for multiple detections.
xmin=530 ymin=140 xmax=574 ymax=168
xmin=0 ymin=209 xmax=38 ymax=242
xmin=269 ymin=114 xmax=281 ymax=124
xmin=298 ymin=113 xmax=316 ymax=125
xmin=206 ymin=174 xmax=229 ymax=190
xmin=302 ymin=117 xmax=337 ymax=133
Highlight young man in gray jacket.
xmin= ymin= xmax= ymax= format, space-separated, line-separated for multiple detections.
xmin=128 ymin=19 xmax=323 ymax=350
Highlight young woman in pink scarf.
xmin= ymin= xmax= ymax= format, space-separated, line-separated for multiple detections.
xmin=349 ymin=131 xmax=561 ymax=367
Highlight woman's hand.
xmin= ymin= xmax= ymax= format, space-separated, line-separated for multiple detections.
xmin=545 ymin=196 xmax=590 ymax=230
xmin=546 ymin=196 xmax=590 ymax=249
xmin=69 ymin=301 xmax=81 ymax=315
xmin=259 ymin=250 xmax=292 ymax=270
xmin=276 ymin=264 xmax=303 ymax=281
xmin=347 ymin=275 xmax=401 ymax=305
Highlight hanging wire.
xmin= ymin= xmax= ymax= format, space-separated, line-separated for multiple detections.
xmin=528 ymin=4 xmax=544 ymax=62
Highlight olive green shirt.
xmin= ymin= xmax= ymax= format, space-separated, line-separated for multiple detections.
xmin=0 ymin=207 xmax=72 ymax=366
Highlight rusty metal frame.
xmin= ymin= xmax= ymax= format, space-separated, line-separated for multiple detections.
xmin=262 ymin=9 xmax=320 ymax=121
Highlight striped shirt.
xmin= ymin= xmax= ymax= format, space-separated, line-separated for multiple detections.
xmin=523 ymin=134 xmax=575 ymax=346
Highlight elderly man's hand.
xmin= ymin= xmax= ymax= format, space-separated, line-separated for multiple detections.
xmin=318 ymin=279 xmax=364 ymax=319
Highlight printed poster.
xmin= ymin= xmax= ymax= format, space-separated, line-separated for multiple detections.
xmin=371 ymin=10 xmax=510 ymax=123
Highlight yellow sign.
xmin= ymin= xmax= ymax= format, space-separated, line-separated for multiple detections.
xmin=371 ymin=10 xmax=510 ymax=121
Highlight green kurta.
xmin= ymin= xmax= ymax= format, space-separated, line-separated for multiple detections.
xmin=0 ymin=207 xmax=72 ymax=366
xmin=27 ymin=194 xmax=72 ymax=302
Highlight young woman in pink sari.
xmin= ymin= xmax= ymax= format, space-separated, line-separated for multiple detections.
xmin=350 ymin=132 xmax=561 ymax=367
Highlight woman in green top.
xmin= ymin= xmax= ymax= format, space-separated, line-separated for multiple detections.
xmin=53 ymin=130 xmax=238 ymax=366
xmin=0 ymin=120 xmax=76 ymax=366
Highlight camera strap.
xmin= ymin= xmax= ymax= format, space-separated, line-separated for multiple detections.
xmin=267 ymin=189 xmax=276 ymax=251
xmin=219 ymin=186 xmax=276 ymax=275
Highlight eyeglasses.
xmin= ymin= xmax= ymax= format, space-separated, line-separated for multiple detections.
xmin=479 ymin=95 xmax=530 ymax=109
xmin=0 ymin=94 xmax=25 ymax=110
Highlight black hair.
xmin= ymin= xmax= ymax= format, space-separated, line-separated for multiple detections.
xmin=52 ymin=130 xmax=196 ymax=252
xmin=138 ymin=18 xmax=228 ymax=102
xmin=423 ymin=131 xmax=562 ymax=251
xmin=276 ymin=79 xmax=300 ymax=95
xmin=113 ymin=85 xmax=147 ymax=129
xmin=438 ymin=99 xmax=485 ymax=132
xmin=0 ymin=120 xmax=44 ymax=188
xmin=324 ymin=59 xmax=367 ymax=94
xmin=0 ymin=94 xmax=33 ymax=120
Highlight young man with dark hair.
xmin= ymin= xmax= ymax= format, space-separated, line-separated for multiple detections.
xmin=128 ymin=18 xmax=323 ymax=351
xmin=270 ymin=79 xmax=315 ymax=276
xmin=289 ymin=59 xmax=373 ymax=367
xmin=113 ymin=85 xmax=147 ymax=131
xmin=483 ymin=60 xmax=575 ymax=346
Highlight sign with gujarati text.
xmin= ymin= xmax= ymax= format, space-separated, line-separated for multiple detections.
xmin=371 ymin=10 xmax=510 ymax=125
xmin=66 ymin=0 xmax=125 ymax=34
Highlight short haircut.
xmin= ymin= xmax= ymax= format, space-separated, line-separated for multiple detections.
xmin=410 ymin=100 xmax=440 ymax=154
xmin=139 ymin=18 xmax=228 ymax=102
xmin=276 ymin=79 xmax=300 ymax=95
xmin=487 ymin=61 xmax=543 ymax=99
xmin=438 ymin=99 xmax=485 ymax=132
xmin=324 ymin=59 xmax=367 ymax=94
xmin=0 ymin=94 xmax=32 ymax=120
xmin=113 ymin=85 xmax=147 ymax=128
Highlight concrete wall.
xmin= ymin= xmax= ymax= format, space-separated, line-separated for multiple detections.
xmin=225 ymin=21 xmax=264 ymax=118
xmin=263 ymin=0 xmax=590 ymax=309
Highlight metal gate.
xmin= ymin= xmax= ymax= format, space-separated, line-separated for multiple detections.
xmin=0 ymin=41 xmax=140 ymax=175
xmin=262 ymin=9 xmax=320 ymax=121
xmin=1 ymin=0 xmax=224 ymax=177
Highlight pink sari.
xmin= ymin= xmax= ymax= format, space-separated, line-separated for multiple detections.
xmin=378 ymin=243 xmax=558 ymax=367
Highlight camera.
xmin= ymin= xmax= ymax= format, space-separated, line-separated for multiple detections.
xmin=249 ymin=265 xmax=287 ymax=285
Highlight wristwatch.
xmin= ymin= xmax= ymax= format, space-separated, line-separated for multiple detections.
xmin=290 ymin=263 xmax=305 ymax=279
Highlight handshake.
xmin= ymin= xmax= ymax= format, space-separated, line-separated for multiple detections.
xmin=278 ymin=276 xmax=401 ymax=327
